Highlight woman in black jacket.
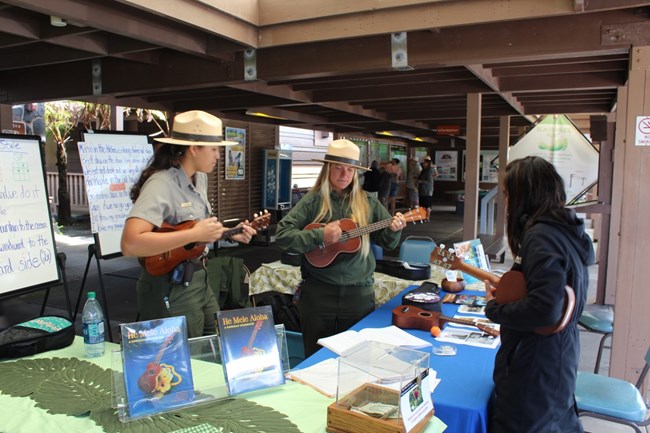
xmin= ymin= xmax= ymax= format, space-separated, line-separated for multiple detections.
xmin=485 ymin=156 xmax=595 ymax=433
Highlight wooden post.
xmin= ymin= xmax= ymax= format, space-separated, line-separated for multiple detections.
xmin=609 ymin=46 xmax=650 ymax=383
xmin=463 ymin=93 xmax=481 ymax=240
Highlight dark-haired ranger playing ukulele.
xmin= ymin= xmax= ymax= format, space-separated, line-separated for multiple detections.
xmin=121 ymin=111 xmax=256 ymax=338
xmin=275 ymin=139 xmax=407 ymax=356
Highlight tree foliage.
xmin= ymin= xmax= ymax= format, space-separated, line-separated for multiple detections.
xmin=45 ymin=101 xmax=112 ymax=225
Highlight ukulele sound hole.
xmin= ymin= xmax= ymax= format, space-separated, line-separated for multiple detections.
xmin=184 ymin=243 xmax=196 ymax=250
xmin=418 ymin=312 xmax=432 ymax=318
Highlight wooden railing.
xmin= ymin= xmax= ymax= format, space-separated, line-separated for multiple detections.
xmin=46 ymin=172 xmax=89 ymax=214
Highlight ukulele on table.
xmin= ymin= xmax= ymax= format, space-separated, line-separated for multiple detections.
xmin=140 ymin=210 xmax=270 ymax=276
xmin=429 ymin=245 xmax=575 ymax=335
xmin=304 ymin=207 xmax=426 ymax=268
xmin=392 ymin=305 xmax=500 ymax=337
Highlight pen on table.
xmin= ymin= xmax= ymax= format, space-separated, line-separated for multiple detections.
xmin=163 ymin=296 xmax=171 ymax=312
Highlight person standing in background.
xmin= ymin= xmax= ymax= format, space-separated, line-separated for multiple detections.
xmin=121 ymin=110 xmax=256 ymax=338
xmin=275 ymin=139 xmax=407 ymax=356
xmin=386 ymin=158 xmax=403 ymax=215
xmin=406 ymin=155 xmax=422 ymax=209
xmin=418 ymin=156 xmax=437 ymax=222
xmin=362 ymin=160 xmax=381 ymax=200
xmin=484 ymin=156 xmax=594 ymax=433
xmin=377 ymin=162 xmax=392 ymax=209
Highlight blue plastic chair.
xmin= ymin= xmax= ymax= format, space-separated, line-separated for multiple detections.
xmin=285 ymin=330 xmax=306 ymax=369
xmin=575 ymin=345 xmax=650 ymax=433
xmin=399 ymin=236 xmax=436 ymax=265
xmin=578 ymin=304 xmax=614 ymax=374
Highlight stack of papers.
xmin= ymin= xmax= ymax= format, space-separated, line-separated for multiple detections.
xmin=316 ymin=325 xmax=432 ymax=356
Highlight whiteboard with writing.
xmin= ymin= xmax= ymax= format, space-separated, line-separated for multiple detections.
xmin=0 ymin=135 xmax=60 ymax=295
xmin=78 ymin=133 xmax=153 ymax=258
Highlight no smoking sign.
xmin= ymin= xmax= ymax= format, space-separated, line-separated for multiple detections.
xmin=636 ymin=116 xmax=650 ymax=146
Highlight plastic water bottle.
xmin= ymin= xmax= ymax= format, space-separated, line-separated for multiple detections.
xmin=82 ymin=291 xmax=105 ymax=358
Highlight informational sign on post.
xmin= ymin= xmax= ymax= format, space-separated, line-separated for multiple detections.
xmin=635 ymin=116 xmax=650 ymax=146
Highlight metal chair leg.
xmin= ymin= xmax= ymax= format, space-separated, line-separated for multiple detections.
xmin=594 ymin=332 xmax=612 ymax=374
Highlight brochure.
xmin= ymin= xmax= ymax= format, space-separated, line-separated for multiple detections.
xmin=120 ymin=316 xmax=195 ymax=418
xmin=216 ymin=305 xmax=285 ymax=395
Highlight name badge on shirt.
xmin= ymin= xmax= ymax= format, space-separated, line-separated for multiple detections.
xmin=180 ymin=202 xmax=192 ymax=208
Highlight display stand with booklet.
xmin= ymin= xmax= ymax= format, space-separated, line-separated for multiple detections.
xmin=117 ymin=316 xmax=197 ymax=419
xmin=216 ymin=305 xmax=285 ymax=395
xmin=451 ymin=239 xmax=489 ymax=284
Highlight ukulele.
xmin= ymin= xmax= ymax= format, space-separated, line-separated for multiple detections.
xmin=392 ymin=305 xmax=500 ymax=337
xmin=304 ymin=207 xmax=426 ymax=268
xmin=140 ymin=210 xmax=270 ymax=276
xmin=241 ymin=320 xmax=264 ymax=356
xmin=429 ymin=245 xmax=575 ymax=335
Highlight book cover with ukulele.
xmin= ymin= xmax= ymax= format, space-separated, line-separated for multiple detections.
xmin=216 ymin=305 xmax=285 ymax=396
xmin=120 ymin=316 xmax=195 ymax=419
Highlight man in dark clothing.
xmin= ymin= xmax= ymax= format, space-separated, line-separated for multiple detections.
xmin=377 ymin=162 xmax=392 ymax=210
xmin=362 ymin=160 xmax=381 ymax=199
xmin=485 ymin=156 xmax=595 ymax=433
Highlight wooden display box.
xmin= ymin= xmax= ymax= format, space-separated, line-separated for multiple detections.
xmin=326 ymin=383 xmax=433 ymax=433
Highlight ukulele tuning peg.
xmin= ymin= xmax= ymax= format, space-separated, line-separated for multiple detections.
xmin=254 ymin=213 xmax=258 ymax=218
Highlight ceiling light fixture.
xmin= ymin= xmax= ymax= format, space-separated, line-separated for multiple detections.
xmin=246 ymin=111 xmax=287 ymax=120
xmin=50 ymin=16 xmax=67 ymax=27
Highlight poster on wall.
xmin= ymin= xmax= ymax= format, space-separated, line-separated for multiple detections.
xmin=435 ymin=150 xmax=458 ymax=181
xmin=225 ymin=127 xmax=246 ymax=180
xmin=462 ymin=150 xmax=499 ymax=183
xmin=508 ymin=114 xmax=598 ymax=204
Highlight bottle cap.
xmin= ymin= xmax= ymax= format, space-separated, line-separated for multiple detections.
xmin=88 ymin=292 xmax=96 ymax=299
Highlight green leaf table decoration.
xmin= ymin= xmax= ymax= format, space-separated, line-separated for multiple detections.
xmin=0 ymin=357 xmax=303 ymax=433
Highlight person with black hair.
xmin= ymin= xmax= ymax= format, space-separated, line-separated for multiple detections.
xmin=484 ymin=156 xmax=594 ymax=433
xmin=121 ymin=111 xmax=256 ymax=338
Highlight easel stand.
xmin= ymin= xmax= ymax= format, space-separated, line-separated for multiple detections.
xmin=73 ymin=243 xmax=127 ymax=342
xmin=40 ymin=252 xmax=74 ymax=319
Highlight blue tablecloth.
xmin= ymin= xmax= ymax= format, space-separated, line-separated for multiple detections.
xmin=297 ymin=285 xmax=497 ymax=433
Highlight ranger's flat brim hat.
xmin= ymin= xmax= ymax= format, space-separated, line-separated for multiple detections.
xmin=155 ymin=110 xmax=237 ymax=146
xmin=312 ymin=139 xmax=369 ymax=171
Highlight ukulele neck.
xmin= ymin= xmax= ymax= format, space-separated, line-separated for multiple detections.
xmin=338 ymin=218 xmax=392 ymax=242
xmin=222 ymin=226 xmax=243 ymax=241
xmin=444 ymin=260 xmax=500 ymax=286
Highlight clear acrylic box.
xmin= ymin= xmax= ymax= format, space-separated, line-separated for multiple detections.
xmin=327 ymin=341 xmax=432 ymax=433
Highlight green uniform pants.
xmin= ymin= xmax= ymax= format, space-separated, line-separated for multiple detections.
xmin=136 ymin=267 xmax=219 ymax=338
xmin=298 ymin=277 xmax=374 ymax=357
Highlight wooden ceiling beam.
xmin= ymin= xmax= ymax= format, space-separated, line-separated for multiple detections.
xmin=117 ymin=0 xmax=258 ymax=47
xmin=256 ymin=10 xmax=638 ymax=80
xmin=3 ymin=0 xmax=234 ymax=57
xmin=257 ymin=0 xmax=577 ymax=47
xmin=311 ymin=80 xmax=491 ymax=103
xmin=500 ymin=71 xmax=627 ymax=91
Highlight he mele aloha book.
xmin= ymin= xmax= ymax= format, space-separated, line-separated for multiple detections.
xmin=216 ymin=305 xmax=285 ymax=396
xmin=120 ymin=316 xmax=195 ymax=418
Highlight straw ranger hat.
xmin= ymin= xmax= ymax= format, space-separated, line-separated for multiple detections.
xmin=312 ymin=139 xmax=369 ymax=171
xmin=423 ymin=155 xmax=432 ymax=162
xmin=155 ymin=110 xmax=236 ymax=146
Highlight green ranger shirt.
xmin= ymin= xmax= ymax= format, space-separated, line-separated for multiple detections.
xmin=275 ymin=190 xmax=400 ymax=287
